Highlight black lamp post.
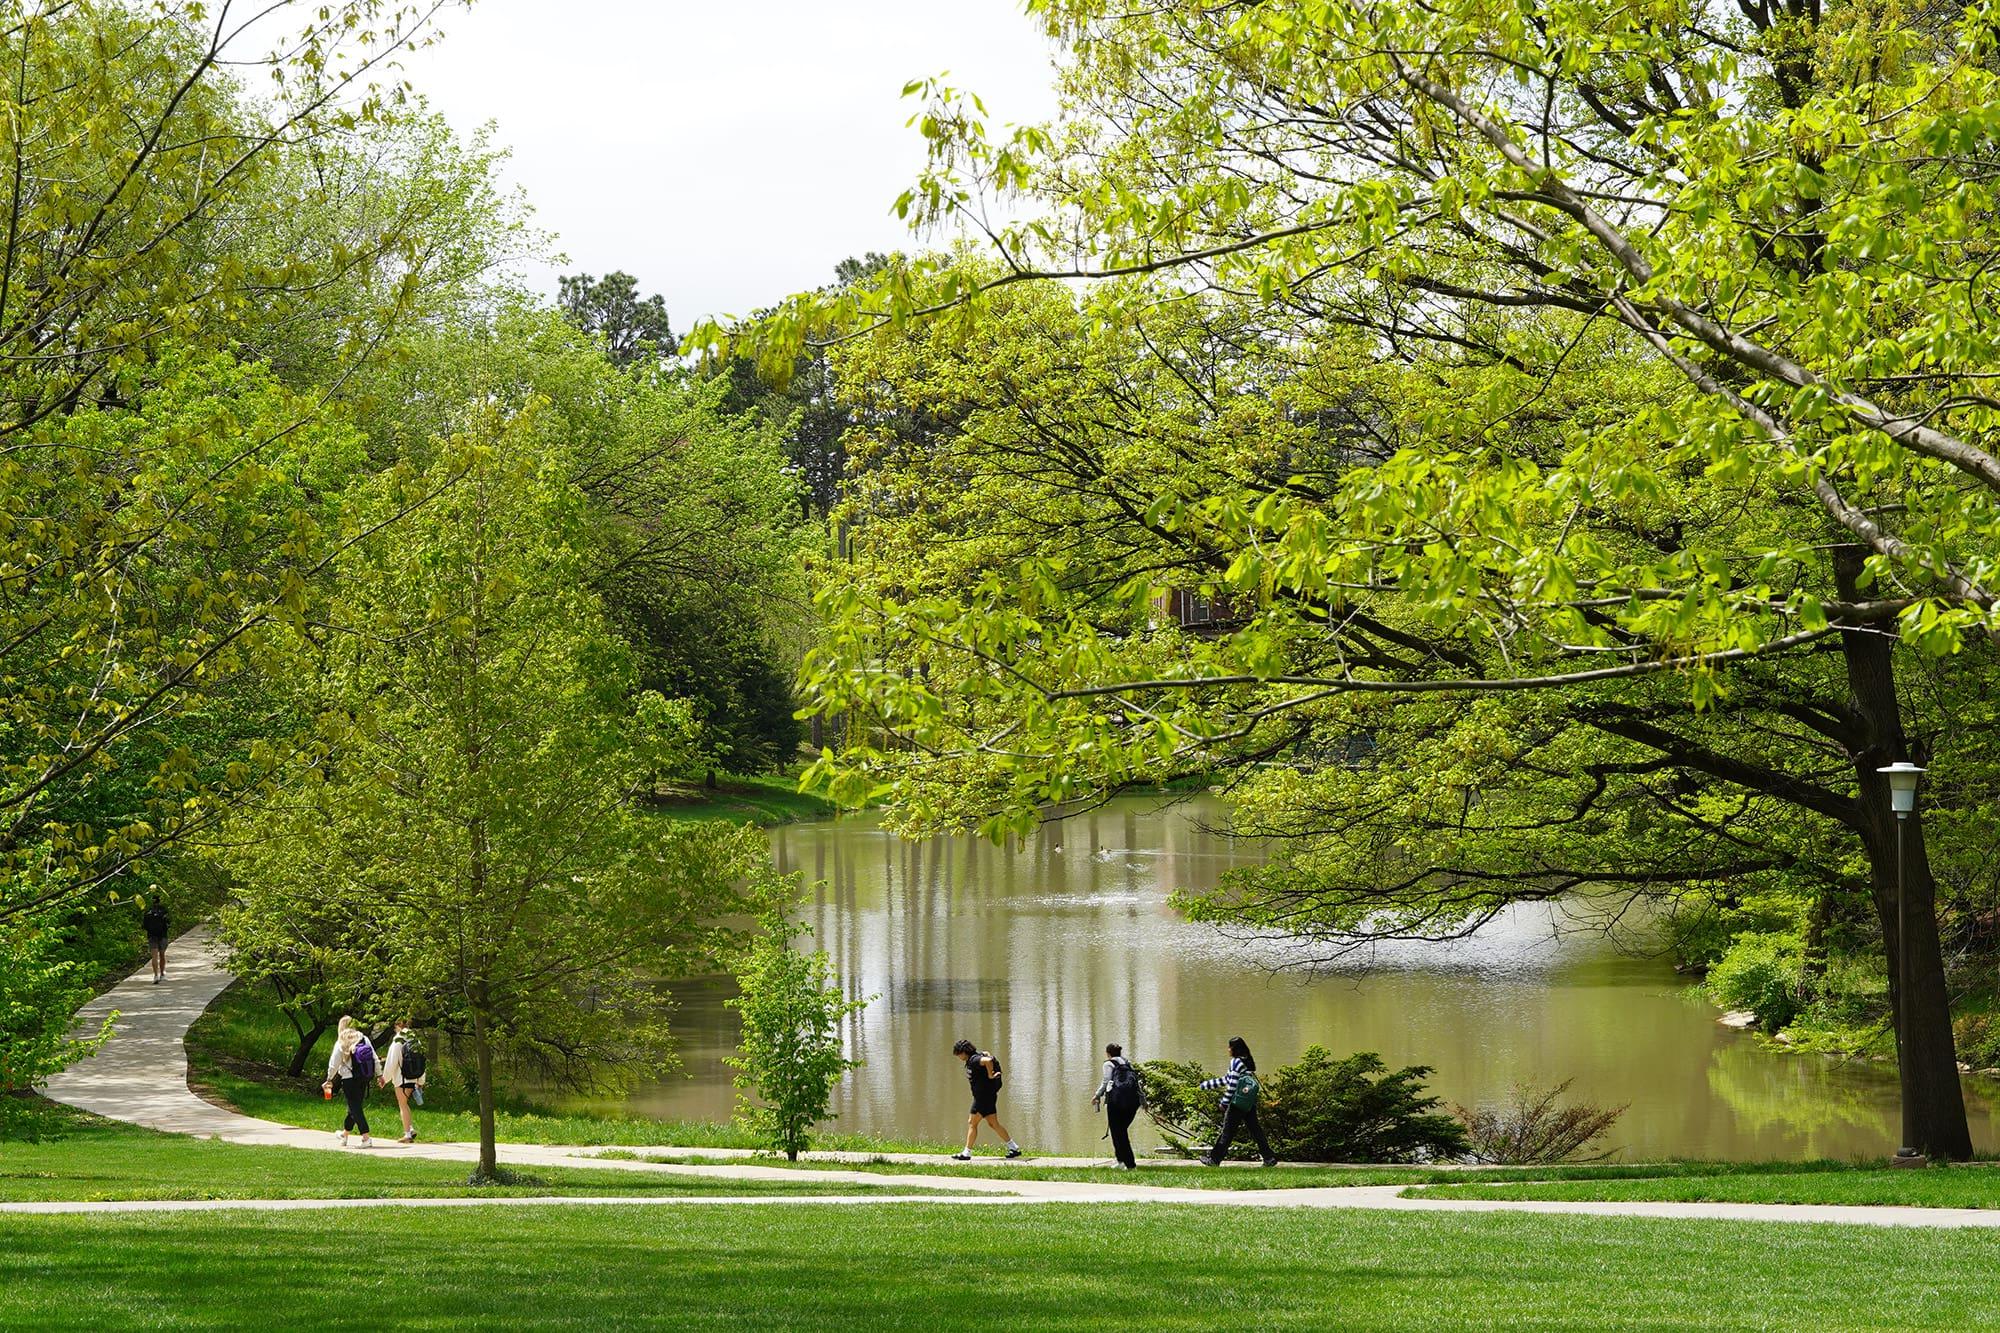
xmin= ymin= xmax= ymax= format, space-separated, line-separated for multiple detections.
xmin=1878 ymin=760 xmax=1925 ymax=1164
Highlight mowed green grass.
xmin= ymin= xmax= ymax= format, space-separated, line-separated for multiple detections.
xmin=617 ymin=1151 xmax=1462 ymax=1188
xmin=4 ymin=1204 xmax=1998 ymax=1330
xmin=618 ymin=1151 xmax=1981 ymax=1195
xmin=1416 ymin=1165 xmax=2000 ymax=1210
xmin=0 ymin=1103 xmax=950 ymax=1203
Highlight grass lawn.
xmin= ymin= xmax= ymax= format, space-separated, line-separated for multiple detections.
xmin=3 ymin=1203 xmax=1997 ymax=1329
xmin=1415 ymin=1164 xmax=2000 ymax=1210
xmin=0 ymin=1102 xmax=953 ymax=1203
xmin=186 ymin=980 xmax=975 ymax=1155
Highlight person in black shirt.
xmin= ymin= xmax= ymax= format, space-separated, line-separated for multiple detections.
xmin=951 ymin=1038 xmax=1022 ymax=1160
xmin=141 ymin=898 xmax=170 ymax=984
xmin=1092 ymin=1043 xmax=1144 ymax=1169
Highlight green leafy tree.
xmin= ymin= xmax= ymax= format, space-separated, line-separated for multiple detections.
xmin=221 ymin=412 xmax=759 ymax=1179
xmin=725 ymin=897 xmax=871 ymax=1161
xmin=354 ymin=307 xmax=807 ymax=773
xmin=718 ymin=0 xmax=2000 ymax=1158
xmin=2 ymin=349 xmax=371 ymax=1097
xmin=798 ymin=265 xmax=1992 ymax=1158
xmin=0 ymin=0 xmax=485 ymax=1094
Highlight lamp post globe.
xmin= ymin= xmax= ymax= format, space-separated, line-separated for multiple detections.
xmin=1878 ymin=761 xmax=1924 ymax=819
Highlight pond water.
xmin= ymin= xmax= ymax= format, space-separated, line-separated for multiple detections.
xmin=596 ymin=794 xmax=2000 ymax=1160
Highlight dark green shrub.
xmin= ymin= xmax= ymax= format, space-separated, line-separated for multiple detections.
xmin=1139 ymin=1047 xmax=1468 ymax=1163
xmin=1262 ymin=1048 xmax=1468 ymax=1163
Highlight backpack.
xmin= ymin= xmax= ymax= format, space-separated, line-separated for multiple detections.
xmin=400 ymin=1040 xmax=427 ymax=1083
xmin=1107 ymin=1058 xmax=1144 ymax=1109
xmin=1229 ymin=1069 xmax=1260 ymax=1110
xmin=350 ymin=1035 xmax=378 ymax=1082
xmin=141 ymin=905 xmax=168 ymax=934
xmin=982 ymin=1052 xmax=1003 ymax=1092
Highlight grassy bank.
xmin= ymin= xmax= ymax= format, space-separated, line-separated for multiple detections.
xmin=186 ymin=980 xmax=972 ymax=1155
xmin=4 ymin=1203 xmax=1998 ymax=1329
xmin=0 ymin=1102 xmax=951 ymax=1203
xmin=647 ymin=772 xmax=839 ymax=826
xmin=1414 ymin=1164 xmax=2000 ymax=1209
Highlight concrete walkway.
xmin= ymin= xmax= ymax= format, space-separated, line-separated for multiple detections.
xmin=34 ymin=931 xmax=2000 ymax=1228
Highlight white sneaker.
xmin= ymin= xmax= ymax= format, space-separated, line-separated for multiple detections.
xmin=337 ymin=1132 xmax=347 ymax=1147
xmin=360 ymin=1136 xmax=372 ymax=1148
xmin=950 ymin=1151 xmax=972 ymax=1161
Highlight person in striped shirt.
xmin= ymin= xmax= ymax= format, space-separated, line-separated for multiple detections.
xmin=1198 ymin=1036 xmax=1278 ymax=1167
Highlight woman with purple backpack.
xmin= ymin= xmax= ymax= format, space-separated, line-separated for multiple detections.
xmin=321 ymin=1015 xmax=377 ymax=1148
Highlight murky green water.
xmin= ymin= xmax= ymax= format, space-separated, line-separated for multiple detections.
xmin=604 ymin=794 xmax=1998 ymax=1160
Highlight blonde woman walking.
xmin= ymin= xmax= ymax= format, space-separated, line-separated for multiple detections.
xmin=321 ymin=1016 xmax=378 ymax=1147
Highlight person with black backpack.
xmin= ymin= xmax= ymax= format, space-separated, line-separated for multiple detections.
xmin=1092 ymin=1042 xmax=1146 ymax=1169
xmin=1198 ymin=1035 xmax=1278 ymax=1167
xmin=377 ymin=1020 xmax=427 ymax=1144
xmin=950 ymin=1038 xmax=1022 ymax=1160
xmin=140 ymin=897 xmax=170 ymax=984
xmin=321 ymin=1015 xmax=377 ymax=1148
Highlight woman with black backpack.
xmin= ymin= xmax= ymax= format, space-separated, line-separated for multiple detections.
xmin=377 ymin=1020 xmax=427 ymax=1144
xmin=1092 ymin=1043 xmax=1145 ymax=1169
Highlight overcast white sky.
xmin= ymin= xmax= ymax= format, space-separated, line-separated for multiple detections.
xmin=398 ymin=1 xmax=1062 ymax=327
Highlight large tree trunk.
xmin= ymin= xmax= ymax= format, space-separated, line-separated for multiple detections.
xmin=469 ymin=804 xmax=499 ymax=1180
xmin=1837 ymin=547 xmax=1972 ymax=1159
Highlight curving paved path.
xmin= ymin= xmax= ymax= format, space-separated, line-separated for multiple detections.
xmin=33 ymin=931 xmax=2000 ymax=1227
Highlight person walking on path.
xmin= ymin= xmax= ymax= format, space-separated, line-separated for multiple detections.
xmin=377 ymin=1020 xmax=426 ymax=1144
xmin=1199 ymin=1036 xmax=1277 ymax=1168
xmin=951 ymin=1038 xmax=1022 ymax=1161
xmin=1092 ymin=1043 xmax=1145 ymax=1169
xmin=141 ymin=899 xmax=170 ymax=984
xmin=322 ymin=1016 xmax=377 ymax=1148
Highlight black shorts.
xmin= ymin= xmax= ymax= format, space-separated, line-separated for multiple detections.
xmin=146 ymin=934 xmax=168 ymax=951
xmin=970 ymin=1094 xmax=999 ymax=1117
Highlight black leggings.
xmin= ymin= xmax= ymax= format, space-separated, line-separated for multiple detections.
xmin=341 ymin=1076 xmax=370 ymax=1136
xmin=1106 ymin=1101 xmax=1139 ymax=1168
xmin=1213 ymin=1102 xmax=1273 ymax=1162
